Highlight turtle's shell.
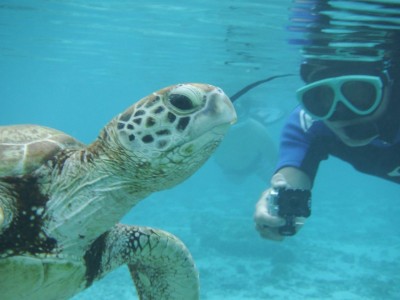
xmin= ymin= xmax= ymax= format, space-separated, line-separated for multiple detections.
xmin=0 ymin=124 xmax=84 ymax=177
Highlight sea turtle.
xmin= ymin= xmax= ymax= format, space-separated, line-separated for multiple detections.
xmin=0 ymin=83 xmax=236 ymax=300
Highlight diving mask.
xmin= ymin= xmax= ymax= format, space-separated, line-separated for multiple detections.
xmin=296 ymin=74 xmax=384 ymax=120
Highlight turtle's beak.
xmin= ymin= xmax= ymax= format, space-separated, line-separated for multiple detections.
xmin=189 ymin=87 xmax=237 ymax=138
xmin=213 ymin=93 xmax=237 ymax=126
xmin=225 ymin=96 xmax=238 ymax=125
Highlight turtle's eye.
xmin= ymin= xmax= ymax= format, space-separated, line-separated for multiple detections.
xmin=166 ymin=85 xmax=205 ymax=114
xmin=169 ymin=94 xmax=194 ymax=111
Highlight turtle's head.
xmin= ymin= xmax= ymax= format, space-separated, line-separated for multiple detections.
xmin=101 ymin=83 xmax=236 ymax=190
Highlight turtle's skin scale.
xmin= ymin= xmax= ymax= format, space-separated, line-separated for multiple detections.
xmin=0 ymin=83 xmax=236 ymax=300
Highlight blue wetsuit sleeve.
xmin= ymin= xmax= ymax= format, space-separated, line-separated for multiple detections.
xmin=275 ymin=107 xmax=328 ymax=183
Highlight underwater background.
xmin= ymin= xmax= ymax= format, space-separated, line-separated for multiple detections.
xmin=1 ymin=1 xmax=400 ymax=299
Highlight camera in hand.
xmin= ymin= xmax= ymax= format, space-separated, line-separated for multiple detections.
xmin=269 ymin=188 xmax=311 ymax=236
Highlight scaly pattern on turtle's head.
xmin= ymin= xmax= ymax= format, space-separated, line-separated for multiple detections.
xmin=100 ymin=83 xmax=236 ymax=190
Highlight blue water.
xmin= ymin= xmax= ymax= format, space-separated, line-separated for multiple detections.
xmin=1 ymin=1 xmax=400 ymax=299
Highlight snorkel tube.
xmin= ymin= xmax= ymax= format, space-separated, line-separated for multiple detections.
xmin=229 ymin=74 xmax=294 ymax=103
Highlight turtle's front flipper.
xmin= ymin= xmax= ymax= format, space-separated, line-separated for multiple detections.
xmin=84 ymin=224 xmax=199 ymax=300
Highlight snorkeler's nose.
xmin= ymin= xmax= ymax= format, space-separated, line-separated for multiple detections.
xmin=328 ymin=102 xmax=358 ymax=121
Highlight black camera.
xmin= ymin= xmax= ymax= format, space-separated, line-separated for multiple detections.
xmin=268 ymin=188 xmax=311 ymax=236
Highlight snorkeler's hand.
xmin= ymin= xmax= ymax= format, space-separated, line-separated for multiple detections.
xmin=254 ymin=172 xmax=310 ymax=240
xmin=254 ymin=173 xmax=289 ymax=241
xmin=254 ymin=187 xmax=288 ymax=241
xmin=254 ymin=188 xmax=286 ymax=241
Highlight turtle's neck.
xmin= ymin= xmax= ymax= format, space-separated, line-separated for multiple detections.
xmin=43 ymin=140 xmax=148 ymax=254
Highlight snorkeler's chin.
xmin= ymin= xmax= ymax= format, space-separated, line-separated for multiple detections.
xmin=339 ymin=134 xmax=378 ymax=147
xmin=328 ymin=122 xmax=379 ymax=147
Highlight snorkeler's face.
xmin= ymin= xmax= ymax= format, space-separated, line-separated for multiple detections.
xmin=324 ymin=85 xmax=392 ymax=147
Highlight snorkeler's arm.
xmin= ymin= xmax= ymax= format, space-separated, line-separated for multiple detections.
xmin=275 ymin=167 xmax=312 ymax=189
xmin=254 ymin=167 xmax=311 ymax=241
xmin=254 ymin=108 xmax=320 ymax=241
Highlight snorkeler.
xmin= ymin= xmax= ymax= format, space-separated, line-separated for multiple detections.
xmin=254 ymin=58 xmax=400 ymax=240
xmin=253 ymin=0 xmax=400 ymax=241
